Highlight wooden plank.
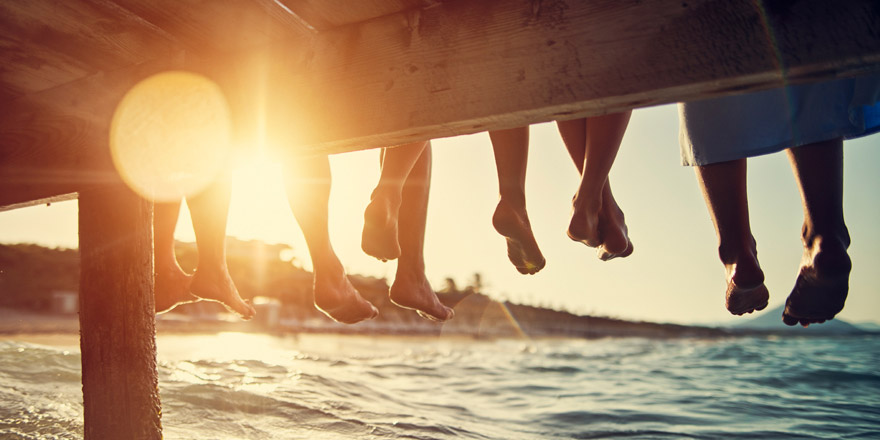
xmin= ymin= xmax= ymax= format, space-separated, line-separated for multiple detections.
xmin=78 ymin=185 xmax=159 ymax=439
xmin=264 ymin=0 xmax=880 ymax=154
xmin=0 ymin=0 xmax=178 ymax=95
xmin=251 ymin=0 xmax=319 ymax=35
xmin=0 ymin=54 xmax=185 ymax=207
xmin=0 ymin=192 xmax=77 ymax=213
xmin=275 ymin=0 xmax=436 ymax=31
xmin=109 ymin=0 xmax=311 ymax=53
xmin=2 ymin=0 xmax=879 ymax=210
xmin=0 ymin=34 xmax=92 ymax=98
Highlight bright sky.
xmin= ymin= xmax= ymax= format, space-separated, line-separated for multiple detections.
xmin=2 ymin=104 xmax=878 ymax=326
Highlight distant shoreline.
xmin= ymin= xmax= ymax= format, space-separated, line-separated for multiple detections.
xmin=1 ymin=307 xmax=873 ymax=341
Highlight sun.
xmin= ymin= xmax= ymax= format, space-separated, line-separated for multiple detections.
xmin=225 ymin=152 xmax=296 ymax=242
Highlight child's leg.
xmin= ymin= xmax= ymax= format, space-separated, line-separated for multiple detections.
xmin=282 ymin=153 xmax=378 ymax=324
xmin=557 ymin=112 xmax=633 ymax=260
xmin=783 ymin=138 xmax=851 ymax=326
xmin=694 ymin=159 xmax=769 ymax=315
xmin=362 ymin=142 xmax=427 ymax=261
xmin=187 ymin=177 xmax=256 ymax=319
xmin=388 ymin=143 xmax=454 ymax=321
xmin=153 ymin=200 xmax=197 ymax=314
xmin=488 ymin=127 xmax=545 ymax=274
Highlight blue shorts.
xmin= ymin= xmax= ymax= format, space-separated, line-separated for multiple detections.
xmin=678 ymin=75 xmax=880 ymax=166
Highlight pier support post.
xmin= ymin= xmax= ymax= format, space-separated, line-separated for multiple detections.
xmin=78 ymin=185 xmax=161 ymax=439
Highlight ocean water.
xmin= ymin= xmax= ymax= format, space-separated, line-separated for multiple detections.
xmin=0 ymin=333 xmax=878 ymax=439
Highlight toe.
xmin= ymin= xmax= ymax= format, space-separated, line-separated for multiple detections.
xmin=417 ymin=306 xmax=454 ymax=322
xmin=597 ymin=240 xmax=633 ymax=261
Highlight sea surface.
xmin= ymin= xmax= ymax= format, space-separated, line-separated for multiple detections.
xmin=0 ymin=333 xmax=878 ymax=439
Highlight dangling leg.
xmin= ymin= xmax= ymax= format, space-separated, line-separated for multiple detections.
xmin=282 ymin=153 xmax=378 ymax=324
xmin=153 ymin=200 xmax=197 ymax=314
xmin=557 ymin=112 xmax=633 ymax=260
xmin=362 ymin=142 xmax=427 ymax=261
xmin=389 ymin=143 xmax=455 ymax=321
xmin=783 ymin=138 xmax=851 ymax=326
xmin=488 ymin=127 xmax=545 ymax=274
xmin=695 ymin=159 xmax=769 ymax=315
xmin=188 ymin=177 xmax=256 ymax=319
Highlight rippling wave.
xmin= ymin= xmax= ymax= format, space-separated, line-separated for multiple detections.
xmin=1 ymin=334 xmax=878 ymax=439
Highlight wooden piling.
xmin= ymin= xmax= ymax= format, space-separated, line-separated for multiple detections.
xmin=78 ymin=186 xmax=161 ymax=439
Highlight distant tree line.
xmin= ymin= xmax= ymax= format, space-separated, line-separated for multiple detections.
xmin=0 ymin=241 xmax=718 ymax=337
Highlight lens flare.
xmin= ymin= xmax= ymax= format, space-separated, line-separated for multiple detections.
xmin=110 ymin=71 xmax=231 ymax=202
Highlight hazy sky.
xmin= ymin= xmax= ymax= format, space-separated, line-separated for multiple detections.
xmin=2 ymin=104 xmax=878 ymax=325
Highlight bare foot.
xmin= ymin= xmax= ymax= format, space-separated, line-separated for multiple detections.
xmin=726 ymin=282 xmax=770 ymax=316
xmin=362 ymin=191 xmax=401 ymax=261
xmin=492 ymin=198 xmax=546 ymax=275
xmin=783 ymin=234 xmax=851 ymax=327
xmin=567 ymin=194 xmax=601 ymax=248
xmin=596 ymin=187 xmax=633 ymax=261
xmin=155 ymin=261 xmax=198 ymax=314
xmin=390 ymin=270 xmax=454 ymax=322
xmin=191 ymin=266 xmax=255 ymax=320
xmin=723 ymin=251 xmax=769 ymax=316
xmin=313 ymin=270 xmax=379 ymax=324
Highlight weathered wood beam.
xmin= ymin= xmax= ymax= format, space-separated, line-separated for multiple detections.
xmin=275 ymin=0 xmax=436 ymax=31
xmin=0 ymin=193 xmax=78 ymax=213
xmin=2 ymin=0 xmax=879 ymax=210
xmin=0 ymin=54 xmax=185 ymax=208
xmin=78 ymin=185 xmax=159 ymax=440
xmin=0 ymin=0 xmax=178 ymax=96
xmin=109 ymin=0 xmax=312 ymax=52
xmin=0 ymin=0 xmax=314 ymax=101
xmin=266 ymin=0 xmax=880 ymax=154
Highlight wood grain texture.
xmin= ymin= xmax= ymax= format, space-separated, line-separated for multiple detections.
xmin=109 ymin=0 xmax=309 ymax=53
xmin=0 ymin=0 xmax=177 ymax=95
xmin=276 ymin=0 xmax=437 ymax=31
xmin=78 ymin=185 xmax=159 ymax=439
xmin=0 ymin=54 xmax=185 ymax=207
xmin=265 ymin=0 xmax=880 ymax=154
xmin=2 ymin=0 xmax=879 ymax=209
xmin=0 ymin=193 xmax=78 ymax=213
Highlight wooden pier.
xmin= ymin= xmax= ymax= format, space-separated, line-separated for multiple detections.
xmin=1 ymin=0 xmax=878 ymax=438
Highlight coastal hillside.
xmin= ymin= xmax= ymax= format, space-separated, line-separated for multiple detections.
xmin=0 ymin=240 xmax=729 ymax=338
xmin=3 ymin=240 xmax=864 ymax=338
xmin=733 ymin=304 xmax=863 ymax=334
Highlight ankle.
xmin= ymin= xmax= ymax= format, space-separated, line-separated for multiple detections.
xmin=497 ymin=191 xmax=526 ymax=210
xmin=370 ymin=186 xmax=402 ymax=208
xmin=801 ymin=223 xmax=850 ymax=250
xmin=571 ymin=191 xmax=601 ymax=215
xmin=395 ymin=262 xmax=425 ymax=280
xmin=194 ymin=262 xmax=226 ymax=278
xmin=313 ymin=259 xmax=345 ymax=283
xmin=717 ymin=239 xmax=757 ymax=267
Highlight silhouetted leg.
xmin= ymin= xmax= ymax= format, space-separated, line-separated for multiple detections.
xmin=783 ymin=138 xmax=851 ymax=327
xmin=695 ymin=159 xmax=769 ymax=315
xmin=388 ymin=143 xmax=454 ymax=321
xmin=188 ymin=177 xmax=255 ymax=319
xmin=557 ymin=112 xmax=633 ymax=260
xmin=362 ymin=142 xmax=427 ymax=261
xmin=153 ymin=200 xmax=197 ymax=314
xmin=282 ymin=154 xmax=378 ymax=324
xmin=488 ymin=127 xmax=545 ymax=274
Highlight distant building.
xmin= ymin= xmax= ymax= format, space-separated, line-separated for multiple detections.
xmin=50 ymin=290 xmax=78 ymax=314
xmin=253 ymin=296 xmax=281 ymax=328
